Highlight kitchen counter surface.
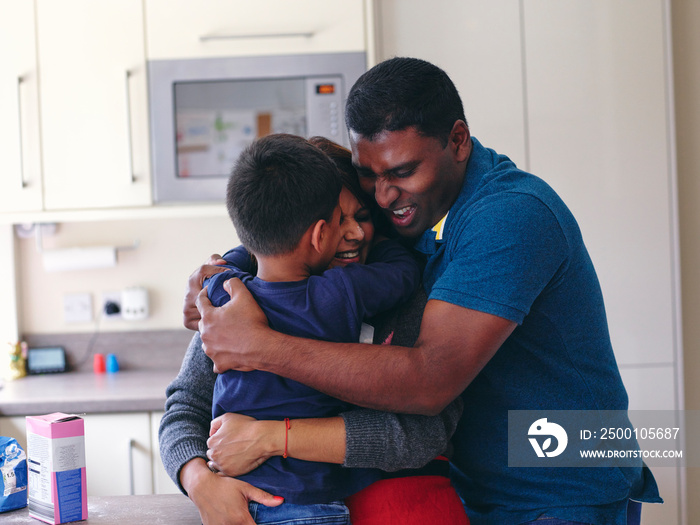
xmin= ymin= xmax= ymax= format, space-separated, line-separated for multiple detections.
xmin=2 ymin=494 xmax=200 ymax=524
xmin=0 ymin=370 xmax=180 ymax=416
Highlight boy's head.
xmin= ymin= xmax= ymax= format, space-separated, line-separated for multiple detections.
xmin=345 ymin=57 xmax=466 ymax=147
xmin=226 ymin=134 xmax=342 ymax=258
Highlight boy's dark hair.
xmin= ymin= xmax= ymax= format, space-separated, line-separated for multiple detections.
xmin=226 ymin=134 xmax=342 ymax=256
xmin=345 ymin=57 xmax=467 ymax=146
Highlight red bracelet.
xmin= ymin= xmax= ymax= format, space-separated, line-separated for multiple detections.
xmin=283 ymin=418 xmax=291 ymax=459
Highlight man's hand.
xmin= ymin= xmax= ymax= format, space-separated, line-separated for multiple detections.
xmin=183 ymin=254 xmax=229 ymax=331
xmin=181 ymin=458 xmax=282 ymax=525
xmin=196 ymin=277 xmax=271 ymax=373
xmin=207 ymin=413 xmax=282 ymax=477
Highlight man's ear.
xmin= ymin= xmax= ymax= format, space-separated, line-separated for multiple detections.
xmin=450 ymin=120 xmax=471 ymax=162
xmin=309 ymin=219 xmax=326 ymax=254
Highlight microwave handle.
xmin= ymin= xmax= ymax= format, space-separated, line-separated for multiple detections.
xmin=199 ymin=31 xmax=314 ymax=42
xmin=16 ymin=76 xmax=28 ymax=189
xmin=125 ymin=70 xmax=136 ymax=184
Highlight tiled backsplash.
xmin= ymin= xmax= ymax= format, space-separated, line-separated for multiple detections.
xmin=23 ymin=329 xmax=195 ymax=372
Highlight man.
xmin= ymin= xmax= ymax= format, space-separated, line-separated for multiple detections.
xmin=194 ymin=57 xmax=660 ymax=524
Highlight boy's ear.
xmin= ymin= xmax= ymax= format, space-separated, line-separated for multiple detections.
xmin=309 ymin=219 xmax=326 ymax=254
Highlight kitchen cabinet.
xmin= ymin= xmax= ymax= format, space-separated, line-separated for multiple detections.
xmin=520 ymin=5 xmax=685 ymax=518
xmin=35 ymin=0 xmax=152 ymax=211
xmin=375 ymin=0 xmax=527 ymax=169
xmin=0 ymin=411 xmax=175 ymax=497
xmin=150 ymin=411 xmax=180 ymax=495
xmin=145 ymin=0 xmax=368 ymax=60
xmin=375 ymin=1 xmax=683 ymax=523
xmin=522 ymin=0 xmax=678 ymax=368
xmin=0 ymin=0 xmax=152 ymax=214
xmin=0 ymin=416 xmax=27 ymax=449
xmin=1 ymin=0 xmax=372 ymax=220
xmin=82 ymin=412 xmax=154 ymax=496
xmin=0 ymin=0 xmax=43 ymax=213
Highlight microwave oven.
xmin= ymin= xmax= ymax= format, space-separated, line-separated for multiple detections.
xmin=148 ymin=51 xmax=366 ymax=203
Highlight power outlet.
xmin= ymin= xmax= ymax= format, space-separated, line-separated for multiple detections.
xmin=121 ymin=287 xmax=149 ymax=321
xmin=101 ymin=291 xmax=122 ymax=320
xmin=63 ymin=293 xmax=93 ymax=323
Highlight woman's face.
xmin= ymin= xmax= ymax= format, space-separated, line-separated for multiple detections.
xmin=330 ymin=187 xmax=375 ymax=268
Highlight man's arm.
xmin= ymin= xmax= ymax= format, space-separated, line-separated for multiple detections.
xmin=198 ymin=281 xmax=516 ymax=416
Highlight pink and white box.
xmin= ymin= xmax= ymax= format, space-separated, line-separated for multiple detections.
xmin=26 ymin=413 xmax=87 ymax=524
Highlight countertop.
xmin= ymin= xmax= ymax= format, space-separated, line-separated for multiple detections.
xmin=2 ymin=494 xmax=200 ymax=524
xmin=0 ymin=370 xmax=180 ymax=416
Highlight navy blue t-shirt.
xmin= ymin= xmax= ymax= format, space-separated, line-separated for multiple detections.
xmin=414 ymin=138 xmax=660 ymax=524
xmin=205 ymin=239 xmax=420 ymax=505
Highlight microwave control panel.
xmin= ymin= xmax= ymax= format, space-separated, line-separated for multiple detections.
xmin=306 ymin=76 xmax=345 ymax=142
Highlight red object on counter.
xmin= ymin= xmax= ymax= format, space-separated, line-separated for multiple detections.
xmin=93 ymin=353 xmax=106 ymax=374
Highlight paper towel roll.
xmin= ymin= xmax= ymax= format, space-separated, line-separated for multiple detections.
xmin=42 ymin=246 xmax=117 ymax=272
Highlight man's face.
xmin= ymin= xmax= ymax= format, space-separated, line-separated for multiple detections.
xmin=349 ymin=125 xmax=470 ymax=238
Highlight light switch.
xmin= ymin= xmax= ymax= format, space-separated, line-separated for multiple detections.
xmin=63 ymin=293 xmax=93 ymax=323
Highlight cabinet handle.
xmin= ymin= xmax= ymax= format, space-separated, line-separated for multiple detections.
xmin=124 ymin=70 xmax=136 ymax=184
xmin=128 ymin=438 xmax=136 ymax=495
xmin=16 ymin=77 xmax=28 ymax=189
xmin=199 ymin=31 xmax=314 ymax=42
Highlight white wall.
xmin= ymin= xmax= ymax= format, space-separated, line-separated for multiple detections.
xmin=0 ymin=225 xmax=19 ymax=343
xmin=15 ymin=215 xmax=238 ymax=334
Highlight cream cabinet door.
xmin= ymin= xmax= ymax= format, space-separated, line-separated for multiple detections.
xmin=145 ymin=0 xmax=367 ymax=60
xmin=522 ymin=0 xmax=678 ymax=368
xmin=0 ymin=416 xmax=28 ymax=450
xmin=0 ymin=0 xmax=43 ymax=212
xmin=36 ymin=0 xmax=152 ymax=210
xmin=523 ymin=3 xmax=682 ymax=522
xmin=83 ymin=412 xmax=153 ymax=496
xmin=375 ymin=0 xmax=527 ymax=169
xmin=150 ymin=411 xmax=180 ymax=495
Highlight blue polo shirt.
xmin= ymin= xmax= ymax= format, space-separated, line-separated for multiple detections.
xmin=414 ymin=138 xmax=661 ymax=524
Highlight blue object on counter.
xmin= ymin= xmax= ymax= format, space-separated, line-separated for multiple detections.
xmin=106 ymin=353 xmax=119 ymax=373
xmin=0 ymin=436 xmax=27 ymax=513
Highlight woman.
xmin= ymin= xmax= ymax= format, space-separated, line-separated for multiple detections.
xmin=162 ymin=137 xmax=467 ymax=525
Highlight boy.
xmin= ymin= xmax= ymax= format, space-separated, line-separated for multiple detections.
xmin=204 ymin=134 xmax=422 ymax=524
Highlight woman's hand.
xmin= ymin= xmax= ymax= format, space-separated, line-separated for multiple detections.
xmin=183 ymin=254 xmax=229 ymax=330
xmin=181 ymin=458 xmax=282 ymax=525
xmin=207 ymin=413 xmax=282 ymax=477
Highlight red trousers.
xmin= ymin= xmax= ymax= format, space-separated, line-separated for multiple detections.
xmin=345 ymin=460 xmax=469 ymax=525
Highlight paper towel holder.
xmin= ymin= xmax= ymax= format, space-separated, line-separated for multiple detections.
xmin=23 ymin=223 xmax=140 ymax=272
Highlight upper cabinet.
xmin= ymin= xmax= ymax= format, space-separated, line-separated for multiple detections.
xmin=0 ymin=0 xmax=370 ymax=219
xmin=144 ymin=0 xmax=368 ymax=60
xmin=0 ymin=0 xmax=43 ymax=213
xmin=36 ymin=0 xmax=152 ymax=210
xmin=375 ymin=0 xmax=527 ymax=169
